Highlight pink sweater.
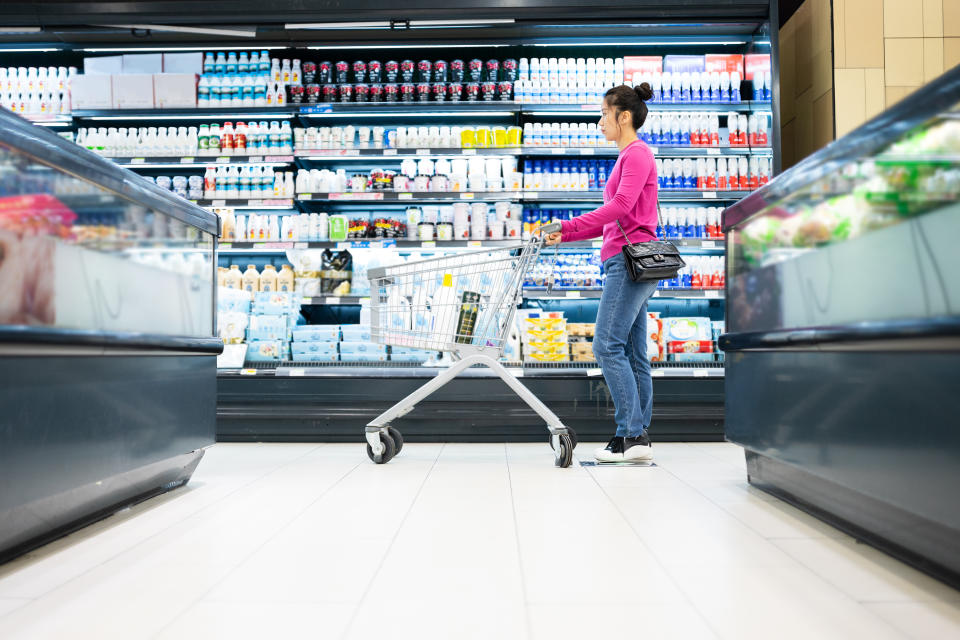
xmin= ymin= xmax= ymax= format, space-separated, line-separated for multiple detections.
xmin=560 ymin=139 xmax=658 ymax=262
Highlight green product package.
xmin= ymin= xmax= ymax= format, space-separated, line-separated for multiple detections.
xmin=328 ymin=215 xmax=349 ymax=241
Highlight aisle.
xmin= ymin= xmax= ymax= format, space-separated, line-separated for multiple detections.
xmin=0 ymin=442 xmax=958 ymax=640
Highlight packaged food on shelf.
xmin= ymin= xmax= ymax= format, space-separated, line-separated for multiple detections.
xmin=340 ymin=324 xmax=373 ymax=343
xmin=290 ymin=341 xmax=339 ymax=355
xmin=661 ymin=317 xmax=713 ymax=342
xmin=248 ymin=314 xmax=288 ymax=341
xmin=570 ymin=342 xmax=595 ymax=362
xmin=667 ymin=340 xmax=714 ymax=354
xmin=292 ymin=352 xmax=340 ymax=362
xmin=340 ymin=341 xmax=387 ymax=356
xmin=1 ymin=65 xmax=76 ymax=116
xmin=567 ymin=323 xmax=596 ymax=337
xmin=647 ymin=312 xmax=665 ymax=362
xmin=292 ymin=325 xmax=341 ymax=342
xmin=245 ymin=339 xmax=288 ymax=362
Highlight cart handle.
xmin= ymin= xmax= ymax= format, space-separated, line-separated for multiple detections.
xmin=539 ymin=222 xmax=562 ymax=235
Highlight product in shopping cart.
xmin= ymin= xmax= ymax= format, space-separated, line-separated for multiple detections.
xmin=365 ymin=241 xmax=577 ymax=466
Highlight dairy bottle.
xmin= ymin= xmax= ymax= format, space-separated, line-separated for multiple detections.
xmin=224 ymin=264 xmax=243 ymax=289
xmin=241 ymin=264 xmax=260 ymax=292
xmin=259 ymin=264 xmax=278 ymax=292
xmin=277 ymin=265 xmax=295 ymax=292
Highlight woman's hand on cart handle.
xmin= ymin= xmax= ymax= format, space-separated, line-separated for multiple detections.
xmin=538 ymin=222 xmax=563 ymax=246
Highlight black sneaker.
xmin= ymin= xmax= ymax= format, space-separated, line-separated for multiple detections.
xmin=594 ymin=436 xmax=624 ymax=462
xmin=622 ymin=432 xmax=653 ymax=461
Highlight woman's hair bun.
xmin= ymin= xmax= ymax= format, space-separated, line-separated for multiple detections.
xmin=634 ymin=82 xmax=654 ymax=102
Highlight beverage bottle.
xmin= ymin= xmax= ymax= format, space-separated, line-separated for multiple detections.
xmin=696 ymin=158 xmax=707 ymax=190
xmin=280 ymin=121 xmax=293 ymax=153
xmin=738 ymin=115 xmax=749 ymax=146
xmin=215 ymin=165 xmax=227 ymax=198
xmin=259 ymin=51 xmax=271 ymax=73
xmin=221 ymin=122 xmax=234 ymax=156
xmin=187 ymin=126 xmax=199 ymax=155
xmin=265 ymin=81 xmax=276 ymax=106
xmin=234 ymin=122 xmax=247 ymax=154
xmin=275 ymin=82 xmax=286 ymax=106
xmin=281 ymin=59 xmax=291 ymax=84
xmin=291 ymin=59 xmax=302 ymax=84
xmin=239 ymin=166 xmax=251 ymax=197
xmin=197 ymin=75 xmax=210 ymax=107
xmin=235 ymin=215 xmax=246 ymax=242
xmin=284 ymin=171 xmax=295 ymax=198
xmin=727 ymin=111 xmax=739 ymax=146
xmin=241 ymin=74 xmax=254 ymax=106
xmin=226 ymin=51 xmax=238 ymax=74
xmin=273 ymin=170 xmax=284 ymax=197
xmin=716 ymin=158 xmax=727 ymax=190
xmin=720 ymin=71 xmax=731 ymax=102
xmin=706 ymin=158 xmax=717 ymax=190
xmin=203 ymin=52 xmax=215 ymax=74
xmin=248 ymin=51 xmax=260 ymax=73
xmin=738 ymin=158 xmax=749 ymax=190
xmin=271 ymin=58 xmax=281 ymax=83
xmin=227 ymin=165 xmax=240 ymax=199
xmin=215 ymin=52 xmax=226 ymax=74
xmin=731 ymin=71 xmax=742 ymax=102
xmin=238 ymin=52 xmax=250 ymax=73
xmin=268 ymin=121 xmax=281 ymax=153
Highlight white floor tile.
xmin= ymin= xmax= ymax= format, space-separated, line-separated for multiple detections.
xmin=345 ymin=597 xmax=528 ymax=640
xmin=772 ymin=537 xmax=960 ymax=603
xmin=0 ymin=598 xmax=30 ymax=618
xmin=156 ymin=601 xmax=356 ymax=640
xmin=528 ymin=602 xmax=718 ymax=640
xmin=864 ymin=601 xmax=960 ymax=640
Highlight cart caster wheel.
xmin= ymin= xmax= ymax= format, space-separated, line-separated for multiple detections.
xmin=386 ymin=427 xmax=404 ymax=455
xmin=555 ymin=434 xmax=574 ymax=468
xmin=549 ymin=428 xmax=577 ymax=451
xmin=366 ymin=432 xmax=397 ymax=464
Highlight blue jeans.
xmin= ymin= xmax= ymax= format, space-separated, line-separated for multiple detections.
xmin=594 ymin=253 xmax=659 ymax=438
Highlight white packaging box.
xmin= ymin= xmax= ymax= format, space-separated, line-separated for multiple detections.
xmin=163 ymin=52 xmax=203 ymax=74
xmin=70 ymin=74 xmax=114 ymax=109
xmin=112 ymin=74 xmax=155 ymax=109
xmin=84 ymin=55 xmax=123 ymax=75
xmin=153 ymin=74 xmax=197 ymax=108
xmin=122 ymin=53 xmax=164 ymax=74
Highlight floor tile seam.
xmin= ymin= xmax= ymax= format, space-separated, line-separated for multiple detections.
xmin=0 ymin=597 xmax=34 ymax=623
xmin=578 ymin=455 xmax=723 ymax=640
xmin=681 ymin=442 xmax=750 ymax=471
xmin=505 ymin=443 xmax=535 ymax=640
xmin=149 ymin=458 xmax=364 ymax=640
xmin=0 ymin=445 xmax=330 ymax=600
xmin=340 ymin=443 xmax=447 ymax=640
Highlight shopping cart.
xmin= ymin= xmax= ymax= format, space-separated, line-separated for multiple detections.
xmin=364 ymin=223 xmax=578 ymax=467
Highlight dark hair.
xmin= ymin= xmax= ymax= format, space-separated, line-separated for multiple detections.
xmin=604 ymin=83 xmax=653 ymax=129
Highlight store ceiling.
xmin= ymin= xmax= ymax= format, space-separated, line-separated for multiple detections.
xmin=0 ymin=0 xmax=772 ymax=47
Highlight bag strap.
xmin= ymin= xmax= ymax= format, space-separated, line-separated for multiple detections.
xmin=617 ymin=202 xmax=663 ymax=249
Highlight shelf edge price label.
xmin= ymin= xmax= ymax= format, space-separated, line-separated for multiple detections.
xmin=180 ymin=157 xmax=195 ymax=163
xmin=702 ymin=191 xmax=718 ymax=199
xmin=586 ymin=368 xmax=603 ymax=377
xmin=415 ymin=148 xmax=430 ymax=156
xmin=288 ymin=368 xmax=306 ymax=377
xmin=326 ymin=297 xmax=341 ymax=305
xmin=300 ymin=193 xmax=312 ymax=199
xmin=651 ymin=370 xmax=665 ymax=377
xmin=507 ymin=368 xmax=525 ymax=377
xmin=648 ymin=147 xmax=658 ymax=154
xmin=459 ymin=192 xmax=475 ymax=200
xmin=421 ymin=241 xmax=437 ymax=248
xmin=346 ymin=149 xmax=360 ymax=156
xmin=240 ymin=368 xmax=257 ymax=376
xmin=131 ymin=158 xmax=146 ymax=164
xmin=591 ymin=240 xmax=603 ymax=249
xmin=702 ymin=240 xmax=717 ymax=248
xmin=294 ymin=242 xmax=307 ymax=249
xmin=212 ymin=199 xmax=227 ymax=207
xmin=219 ymin=243 xmax=232 ymax=249
xmin=652 ymin=291 xmax=660 ymax=297
xmin=580 ymin=148 xmax=595 ymax=155
xmin=467 ymin=241 xmax=483 ymax=247
xmin=398 ymin=193 xmax=414 ymax=200
xmin=707 ymin=149 xmax=721 ymax=156
xmin=462 ymin=148 xmax=478 ymax=155
xmin=383 ymin=149 xmax=398 ymax=155
xmin=706 ymin=290 xmax=722 ymax=299
xmin=551 ymin=148 xmax=566 ymax=155
xmin=216 ymin=157 xmax=230 ymax=164
xmin=693 ymin=369 xmax=710 ymax=377
xmin=359 ymin=297 xmax=370 ymax=304
xmin=525 ymin=192 xmax=538 ymax=199
xmin=580 ymin=104 xmax=594 ymax=110
xmin=565 ymin=290 xmax=582 ymax=298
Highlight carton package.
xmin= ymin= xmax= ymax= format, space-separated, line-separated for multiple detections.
xmin=71 ymin=74 xmax=114 ymax=109
xmin=570 ymin=342 xmax=595 ymax=361
xmin=291 ymin=341 xmax=339 ymax=355
xmin=163 ymin=52 xmax=203 ymax=74
xmin=339 ymin=341 xmax=387 ymax=356
xmin=521 ymin=328 xmax=568 ymax=344
xmin=647 ymin=313 xmax=665 ymax=362
xmin=292 ymin=353 xmax=340 ymax=363
xmin=247 ymin=314 xmax=288 ymax=341
xmin=112 ymin=74 xmax=155 ymax=109
xmin=246 ymin=340 xmax=287 ymax=362
xmin=744 ymin=54 xmax=772 ymax=81
xmin=521 ymin=316 xmax=566 ymax=332
xmin=667 ymin=340 xmax=714 ymax=354
xmin=623 ymin=56 xmax=663 ymax=83
xmin=704 ymin=54 xmax=744 ymax=77
xmin=122 ymin=53 xmax=163 ymax=74
xmin=673 ymin=352 xmax=716 ymax=363
xmin=567 ymin=323 xmax=596 ymax=338
xmin=663 ymin=55 xmax=706 ymax=74
xmin=340 ymin=324 xmax=373 ymax=342
xmin=525 ymin=351 xmax=570 ymax=363
xmin=292 ymin=325 xmax=340 ymax=342
xmin=346 ymin=353 xmax=389 ymax=363
xmin=661 ymin=317 xmax=712 ymax=343
xmin=84 ymin=55 xmax=123 ymax=75
xmin=153 ymin=74 xmax=197 ymax=108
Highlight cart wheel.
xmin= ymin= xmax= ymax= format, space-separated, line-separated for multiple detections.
xmin=555 ymin=434 xmax=574 ymax=468
xmin=387 ymin=427 xmax=404 ymax=455
xmin=549 ymin=428 xmax=578 ymax=451
xmin=366 ymin=431 xmax=397 ymax=464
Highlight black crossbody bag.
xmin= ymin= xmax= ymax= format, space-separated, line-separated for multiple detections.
xmin=617 ymin=205 xmax=685 ymax=282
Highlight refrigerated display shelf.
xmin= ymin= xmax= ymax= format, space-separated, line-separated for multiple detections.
xmin=523 ymin=287 xmax=724 ymax=299
xmin=190 ymin=198 xmax=296 ymax=209
xmin=294 ymin=190 xmax=750 ymax=203
xmin=217 ymin=237 xmax=725 ymax=252
xmin=71 ymin=101 xmax=774 ymax=122
xmin=110 ymin=155 xmax=295 ymax=168
xmin=294 ymin=146 xmax=772 ymax=159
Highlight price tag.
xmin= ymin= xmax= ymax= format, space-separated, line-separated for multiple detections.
xmin=300 ymin=193 xmax=312 ymax=199
xmin=648 ymin=147 xmax=658 ymax=154
xmin=706 ymin=290 xmax=722 ymax=298
xmin=707 ymin=149 xmax=721 ymax=156
xmin=180 ymin=157 xmax=195 ymax=163
xmin=580 ymin=148 xmax=595 ymax=155
xmin=398 ymin=193 xmax=414 ymax=200
xmin=467 ymin=241 xmax=483 ymax=247
xmin=383 ymin=149 xmax=398 ymax=155
xmin=702 ymin=240 xmax=716 ymax=248
xmin=249 ymin=156 xmax=264 ymax=163
xmin=326 ymin=297 xmax=341 ymax=304
xmin=219 ymin=243 xmax=232 ymax=249
xmin=586 ymin=368 xmax=603 ymax=377
xmin=330 ymin=192 xmax=353 ymax=200
xmin=212 ymin=199 xmax=226 ymax=207
xmin=421 ymin=241 xmax=437 ymax=248
xmin=240 ymin=368 xmax=257 ymax=376
xmin=346 ymin=149 xmax=360 ymax=156
xmin=462 ymin=149 xmax=478 ymax=155
xmin=652 ymin=291 xmax=661 ymax=297
xmin=416 ymin=149 xmax=430 ymax=156
xmin=288 ymin=368 xmax=306 ymax=377
xmin=294 ymin=242 xmax=307 ymax=249
xmin=360 ymin=297 xmax=370 ymax=304
xmin=580 ymin=104 xmax=594 ymax=110
xmin=459 ymin=193 xmax=475 ymax=200
xmin=216 ymin=157 xmax=230 ymax=164
xmin=507 ymin=368 xmax=525 ymax=377
xmin=651 ymin=370 xmax=665 ymax=377
xmin=693 ymin=369 xmax=709 ymax=377
xmin=131 ymin=158 xmax=146 ymax=164
xmin=525 ymin=192 xmax=539 ymax=200
xmin=566 ymin=290 xmax=582 ymax=298
xmin=551 ymin=148 xmax=567 ymax=155
xmin=703 ymin=192 xmax=718 ymax=199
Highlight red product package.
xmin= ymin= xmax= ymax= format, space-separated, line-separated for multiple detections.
xmin=744 ymin=54 xmax=771 ymax=80
xmin=704 ymin=54 xmax=744 ymax=77
xmin=622 ymin=56 xmax=662 ymax=85
xmin=667 ymin=340 xmax=714 ymax=354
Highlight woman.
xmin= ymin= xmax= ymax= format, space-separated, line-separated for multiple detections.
xmin=543 ymin=83 xmax=659 ymax=462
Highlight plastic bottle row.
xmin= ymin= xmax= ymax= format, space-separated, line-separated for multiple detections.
xmin=521 ymin=159 xmax=615 ymax=191
xmin=197 ymin=167 xmax=294 ymax=199
xmin=639 ymin=112 xmax=771 ymax=147
xmin=295 ymin=157 xmax=522 ymax=194
xmin=525 ymin=254 xmax=725 ymax=290
xmin=517 ymin=207 xmax=725 ymax=240
xmin=197 ymin=74 xmax=289 ymax=108
xmin=656 ymin=157 xmax=771 ymax=191
xmin=295 ymin=125 xmax=525 ymax=150
xmin=0 ymin=66 xmax=76 ymax=116
xmin=629 ymin=70 xmax=772 ymax=103
xmin=74 ymin=122 xmax=295 ymax=157
xmin=273 ymin=58 xmax=520 ymax=87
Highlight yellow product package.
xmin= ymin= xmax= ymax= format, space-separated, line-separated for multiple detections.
xmin=522 ymin=328 xmax=568 ymax=343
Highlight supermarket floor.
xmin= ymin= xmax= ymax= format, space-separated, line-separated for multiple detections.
xmin=1 ymin=443 xmax=959 ymax=640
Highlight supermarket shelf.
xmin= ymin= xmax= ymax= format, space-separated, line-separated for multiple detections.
xmin=522 ymin=287 xmax=725 ymax=299
xmin=190 ymin=198 xmax=296 ymax=209
xmin=524 ymin=102 xmax=772 ymax=115
xmin=529 ymin=190 xmax=751 ymax=201
xmin=298 ymin=102 xmax=521 ymax=116
xmin=109 ymin=155 xmax=294 ymax=168
xmin=73 ymin=107 xmax=299 ymax=120
xmin=296 ymin=190 xmax=751 ymax=203
xmin=295 ymin=146 xmax=773 ymax=159
xmin=218 ymin=237 xmax=725 ymax=253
